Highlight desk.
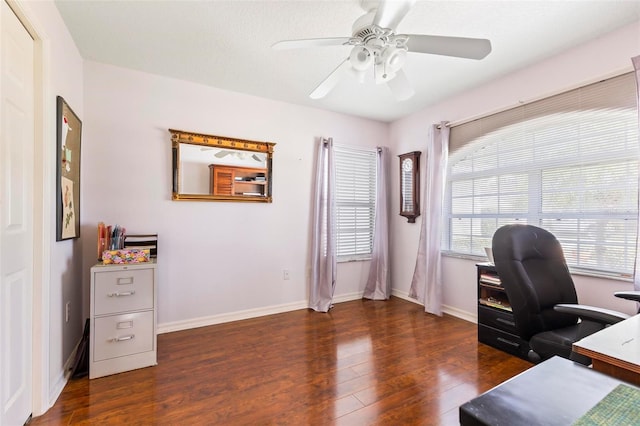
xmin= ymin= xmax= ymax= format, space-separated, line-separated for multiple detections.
xmin=573 ymin=314 xmax=640 ymax=386
xmin=459 ymin=356 xmax=638 ymax=426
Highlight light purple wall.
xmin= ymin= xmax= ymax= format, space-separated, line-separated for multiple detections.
xmin=390 ymin=21 xmax=640 ymax=319
xmin=81 ymin=62 xmax=389 ymax=328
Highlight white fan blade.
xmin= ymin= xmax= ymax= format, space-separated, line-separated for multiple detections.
xmin=272 ymin=37 xmax=351 ymax=50
xmin=310 ymin=59 xmax=351 ymax=99
xmin=387 ymin=69 xmax=414 ymax=101
xmin=406 ymin=34 xmax=492 ymax=59
xmin=373 ymin=0 xmax=416 ymax=31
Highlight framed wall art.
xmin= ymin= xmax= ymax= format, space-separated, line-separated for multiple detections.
xmin=56 ymin=96 xmax=82 ymax=241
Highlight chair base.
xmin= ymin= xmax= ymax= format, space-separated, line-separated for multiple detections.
xmin=527 ymin=350 xmax=541 ymax=363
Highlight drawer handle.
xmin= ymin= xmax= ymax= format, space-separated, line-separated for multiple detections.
xmin=117 ymin=277 xmax=134 ymax=285
xmin=496 ymin=318 xmax=515 ymax=327
xmin=112 ymin=334 xmax=135 ymax=342
xmin=108 ymin=290 xmax=136 ymax=297
xmin=497 ymin=337 xmax=520 ymax=348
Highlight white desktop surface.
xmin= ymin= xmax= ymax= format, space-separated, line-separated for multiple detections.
xmin=574 ymin=314 xmax=640 ymax=380
xmin=574 ymin=315 xmax=640 ymax=363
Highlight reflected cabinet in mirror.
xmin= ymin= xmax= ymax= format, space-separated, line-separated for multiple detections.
xmin=399 ymin=151 xmax=420 ymax=223
xmin=170 ymin=129 xmax=275 ymax=202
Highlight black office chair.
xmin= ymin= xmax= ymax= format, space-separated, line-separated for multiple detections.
xmin=492 ymin=224 xmax=635 ymax=365
xmin=615 ymin=291 xmax=640 ymax=313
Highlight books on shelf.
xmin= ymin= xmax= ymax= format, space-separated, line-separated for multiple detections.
xmin=479 ymin=297 xmax=512 ymax=312
xmin=479 ymin=273 xmax=502 ymax=287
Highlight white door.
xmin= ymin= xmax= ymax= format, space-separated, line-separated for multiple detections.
xmin=0 ymin=0 xmax=35 ymax=425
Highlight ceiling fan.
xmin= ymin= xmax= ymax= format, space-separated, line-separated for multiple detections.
xmin=214 ymin=149 xmax=265 ymax=163
xmin=272 ymin=0 xmax=492 ymax=101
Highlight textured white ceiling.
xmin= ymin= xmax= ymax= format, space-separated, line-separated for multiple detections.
xmin=55 ymin=0 xmax=640 ymax=122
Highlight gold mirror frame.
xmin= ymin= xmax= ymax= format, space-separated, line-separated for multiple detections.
xmin=170 ymin=129 xmax=275 ymax=202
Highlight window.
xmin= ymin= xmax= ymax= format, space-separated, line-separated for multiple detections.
xmin=443 ymin=73 xmax=639 ymax=276
xmin=334 ymin=144 xmax=377 ymax=260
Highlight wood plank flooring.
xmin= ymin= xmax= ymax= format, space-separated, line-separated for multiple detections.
xmin=30 ymin=297 xmax=531 ymax=425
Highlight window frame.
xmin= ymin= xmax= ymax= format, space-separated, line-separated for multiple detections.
xmin=442 ymin=72 xmax=639 ymax=278
xmin=334 ymin=144 xmax=377 ymax=262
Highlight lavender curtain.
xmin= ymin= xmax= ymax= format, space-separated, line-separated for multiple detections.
xmin=409 ymin=123 xmax=450 ymax=315
xmin=309 ymin=137 xmax=337 ymax=312
xmin=632 ymin=56 xmax=640 ymax=294
xmin=363 ymin=147 xmax=391 ymax=300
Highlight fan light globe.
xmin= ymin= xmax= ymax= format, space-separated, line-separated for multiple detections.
xmin=349 ymin=46 xmax=373 ymax=71
xmin=349 ymin=68 xmax=367 ymax=83
xmin=383 ymin=47 xmax=407 ymax=74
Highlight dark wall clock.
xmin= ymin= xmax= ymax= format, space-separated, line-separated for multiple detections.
xmin=399 ymin=151 xmax=421 ymax=223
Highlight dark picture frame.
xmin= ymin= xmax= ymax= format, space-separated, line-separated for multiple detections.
xmin=56 ymin=96 xmax=82 ymax=241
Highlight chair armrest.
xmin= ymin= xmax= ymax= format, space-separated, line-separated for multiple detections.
xmin=554 ymin=304 xmax=630 ymax=324
xmin=614 ymin=291 xmax=640 ymax=303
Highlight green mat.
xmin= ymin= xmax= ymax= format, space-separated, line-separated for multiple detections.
xmin=573 ymin=384 xmax=640 ymax=425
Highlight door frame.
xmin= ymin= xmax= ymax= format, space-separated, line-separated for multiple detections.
xmin=6 ymin=0 xmax=52 ymax=416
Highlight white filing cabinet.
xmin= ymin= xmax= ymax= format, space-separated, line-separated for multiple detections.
xmin=89 ymin=260 xmax=157 ymax=379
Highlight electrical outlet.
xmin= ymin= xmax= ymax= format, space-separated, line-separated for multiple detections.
xmin=65 ymin=301 xmax=70 ymax=323
xmin=283 ymin=269 xmax=290 ymax=280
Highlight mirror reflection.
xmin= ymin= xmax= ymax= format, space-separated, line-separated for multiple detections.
xmin=170 ymin=129 xmax=275 ymax=202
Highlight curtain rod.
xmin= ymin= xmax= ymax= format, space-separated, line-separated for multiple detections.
xmin=434 ymin=69 xmax=633 ymax=131
xmin=324 ymin=138 xmax=383 ymax=153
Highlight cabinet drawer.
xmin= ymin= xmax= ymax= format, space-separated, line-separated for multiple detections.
xmin=93 ymin=311 xmax=154 ymax=362
xmin=94 ymin=268 xmax=154 ymax=315
xmin=478 ymin=324 xmax=530 ymax=360
xmin=478 ymin=305 xmax=518 ymax=334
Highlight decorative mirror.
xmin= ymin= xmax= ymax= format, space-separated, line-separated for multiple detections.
xmin=399 ymin=151 xmax=421 ymax=223
xmin=170 ymin=129 xmax=275 ymax=202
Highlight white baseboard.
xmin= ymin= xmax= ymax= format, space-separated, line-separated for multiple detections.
xmin=390 ymin=289 xmax=416 ymax=303
xmin=48 ymin=340 xmax=78 ymax=410
xmin=158 ymin=292 xmax=369 ymax=334
xmin=332 ymin=291 xmax=364 ymax=304
xmin=157 ymin=290 xmax=475 ymax=335
xmin=158 ymin=299 xmax=309 ymax=334
xmin=442 ymin=305 xmax=477 ymax=324
xmin=48 ymin=371 xmax=66 ymax=410
xmin=391 ymin=289 xmax=476 ymax=323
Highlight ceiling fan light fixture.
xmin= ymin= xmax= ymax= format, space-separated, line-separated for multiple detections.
xmin=273 ymin=0 xmax=492 ymax=101
xmin=348 ymin=67 xmax=367 ymax=83
xmin=349 ymin=46 xmax=373 ymax=71
xmin=382 ymin=46 xmax=406 ymax=74
xmin=352 ymin=10 xmax=376 ymax=37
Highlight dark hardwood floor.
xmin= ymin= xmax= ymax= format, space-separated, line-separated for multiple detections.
xmin=31 ymin=297 xmax=531 ymax=425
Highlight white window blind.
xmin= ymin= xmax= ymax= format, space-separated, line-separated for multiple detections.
xmin=334 ymin=144 xmax=377 ymax=260
xmin=444 ymin=72 xmax=639 ymax=276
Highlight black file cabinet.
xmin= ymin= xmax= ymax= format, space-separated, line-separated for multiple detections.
xmin=476 ymin=263 xmax=530 ymax=360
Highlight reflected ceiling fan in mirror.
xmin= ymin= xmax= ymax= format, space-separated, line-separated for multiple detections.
xmin=198 ymin=146 xmax=265 ymax=162
xmin=272 ymin=0 xmax=491 ymax=101
xmin=214 ymin=149 xmax=266 ymax=163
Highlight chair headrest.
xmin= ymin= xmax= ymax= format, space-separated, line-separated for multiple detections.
xmin=492 ymin=224 xmax=563 ymax=262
